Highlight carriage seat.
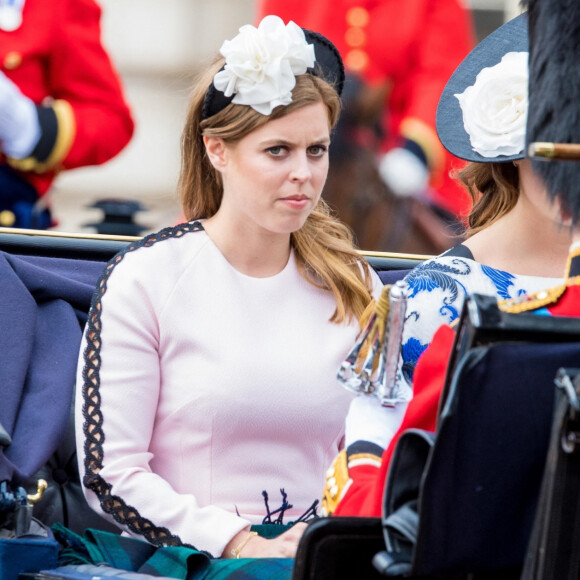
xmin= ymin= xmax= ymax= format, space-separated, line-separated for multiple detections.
xmin=0 ymin=250 xmax=121 ymax=534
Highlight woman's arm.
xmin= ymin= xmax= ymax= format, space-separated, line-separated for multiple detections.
xmin=75 ymin=248 xmax=250 ymax=557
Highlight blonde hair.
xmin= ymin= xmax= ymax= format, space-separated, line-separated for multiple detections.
xmin=457 ymin=161 xmax=520 ymax=237
xmin=178 ymin=58 xmax=374 ymax=324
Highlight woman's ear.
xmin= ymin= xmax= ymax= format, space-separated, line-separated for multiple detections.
xmin=557 ymin=199 xmax=573 ymax=227
xmin=204 ymin=136 xmax=227 ymax=171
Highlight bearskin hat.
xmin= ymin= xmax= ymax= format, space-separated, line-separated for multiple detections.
xmin=525 ymin=0 xmax=580 ymax=222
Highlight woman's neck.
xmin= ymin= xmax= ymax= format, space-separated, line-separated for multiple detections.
xmin=202 ymin=215 xmax=292 ymax=278
xmin=463 ymin=203 xmax=571 ymax=278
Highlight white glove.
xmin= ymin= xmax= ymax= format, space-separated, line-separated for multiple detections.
xmin=378 ymin=146 xmax=429 ymax=198
xmin=344 ymin=394 xmax=407 ymax=449
xmin=0 ymin=71 xmax=40 ymax=158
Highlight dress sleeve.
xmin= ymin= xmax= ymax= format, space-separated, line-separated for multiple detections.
xmin=75 ymin=253 xmax=250 ymax=558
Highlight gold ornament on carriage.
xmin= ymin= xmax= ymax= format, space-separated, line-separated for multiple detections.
xmin=337 ymin=279 xmax=408 ymax=406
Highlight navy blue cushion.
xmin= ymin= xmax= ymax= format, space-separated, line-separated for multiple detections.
xmin=378 ymin=269 xmax=410 ymax=285
xmin=0 ymin=253 xmax=104 ymax=484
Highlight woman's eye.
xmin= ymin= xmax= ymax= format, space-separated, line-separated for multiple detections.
xmin=267 ymin=146 xmax=284 ymax=156
xmin=308 ymin=145 xmax=327 ymax=156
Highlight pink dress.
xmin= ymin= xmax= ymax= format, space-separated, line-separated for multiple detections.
xmin=75 ymin=222 xmax=381 ymax=557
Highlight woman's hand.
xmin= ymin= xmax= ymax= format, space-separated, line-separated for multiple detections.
xmin=222 ymin=522 xmax=307 ymax=559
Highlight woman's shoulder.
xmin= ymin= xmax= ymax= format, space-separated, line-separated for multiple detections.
xmin=102 ymin=221 xmax=209 ymax=285
xmin=403 ymin=246 xmax=477 ymax=286
xmin=403 ymin=244 xmax=562 ymax=303
xmin=112 ymin=221 xmax=206 ymax=263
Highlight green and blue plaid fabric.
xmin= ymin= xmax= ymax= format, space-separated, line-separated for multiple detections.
xmin=51 ymin=523 xmax=294 ymax=580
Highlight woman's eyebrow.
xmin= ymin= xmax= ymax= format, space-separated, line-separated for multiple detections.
xmin=260 ymin=136 xmax=331 ymax=146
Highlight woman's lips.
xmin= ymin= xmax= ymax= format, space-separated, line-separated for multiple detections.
xmin=280 ymin=195 xmax=310 ymax=209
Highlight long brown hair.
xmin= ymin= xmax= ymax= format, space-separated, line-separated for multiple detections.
xmin=457 ymin=161 xmax=520 ymax=237
xmin=178 ymin=58 xmax=374 ymax=324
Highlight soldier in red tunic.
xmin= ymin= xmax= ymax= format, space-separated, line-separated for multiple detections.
xmin=0 ymin=0 xmax=134 ymax=228
xmin=256 ymin=0 xmax=475 ymax=221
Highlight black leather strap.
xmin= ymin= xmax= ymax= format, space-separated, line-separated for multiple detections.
xmin=384 ymin=501 xmax=419 ymax=544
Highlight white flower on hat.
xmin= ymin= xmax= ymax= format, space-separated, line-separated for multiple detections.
xmin=213 ymin=15 xmax=316 ymax=116
xmin=455 ymin=51 xmax=528 ymax=158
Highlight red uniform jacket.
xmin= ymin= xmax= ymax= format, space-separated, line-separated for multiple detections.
xmin=0 ymin=0 xmax=134 ymax=196
xmin=256 ymin=0 xmax=475 ymax=217
xmin=331 ymin=247 xmax=580 ymax=517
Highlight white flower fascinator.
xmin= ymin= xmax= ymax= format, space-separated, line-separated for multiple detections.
xmin=455 ymin=52 xmax=528 ymax=158
xmin=436 ymin=13 xmax=528 ymax=163
xmin=214 ymin=16 xmax=315 ymax=115
xmin=202 ymin=15 xmax=345 ymax=119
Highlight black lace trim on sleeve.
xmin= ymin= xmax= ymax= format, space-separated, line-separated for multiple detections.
xmin=80 ymin=221 xmax=204 ymax=549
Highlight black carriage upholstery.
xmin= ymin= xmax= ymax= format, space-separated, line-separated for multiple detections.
xmin=411 ymin=341 xmax=580 ymax=578
xmin=292 ymin=516 xmax=385 ymax=580
xmin=0 ymin=228 xmax=420 ymax=563
xmin=373 ymin=296 xmax=580 ymax=579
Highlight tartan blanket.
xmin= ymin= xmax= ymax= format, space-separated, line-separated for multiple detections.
xmin=53 ymin=524 xmax=294 ymax=580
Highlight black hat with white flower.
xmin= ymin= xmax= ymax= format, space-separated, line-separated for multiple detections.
xmin=436 ymin=13 xmax=528 ymax=163
xmin=202 ymin=16 xmax=345 ymax=120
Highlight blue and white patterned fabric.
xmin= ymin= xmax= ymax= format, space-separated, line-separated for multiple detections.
xmin=393 ymin=252 xmax=562 ymax=401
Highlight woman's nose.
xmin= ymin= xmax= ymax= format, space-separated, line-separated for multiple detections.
xmin=290 ymin=152 xmax=312 ymax=182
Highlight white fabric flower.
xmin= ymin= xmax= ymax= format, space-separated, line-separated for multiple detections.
xmin=213 ymin=15 xmax=315 ymax=115
xmin=455 ymin=51 xmax=528 ymax=158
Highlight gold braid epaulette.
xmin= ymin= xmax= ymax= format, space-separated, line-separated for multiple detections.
xmin=498 ymin=284 xmax=567 ymax=314
xmin=499 ymin=247 xmax=580 ymax=314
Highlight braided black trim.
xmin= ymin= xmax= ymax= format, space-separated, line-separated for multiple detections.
xmin=80 ymin=221 xmax=204 ymax=549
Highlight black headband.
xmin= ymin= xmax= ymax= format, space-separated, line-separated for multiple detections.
xmin=201 ymin=28 xmax=345 ymax=120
